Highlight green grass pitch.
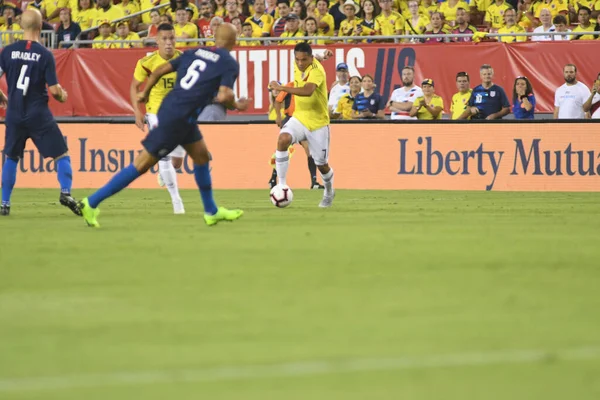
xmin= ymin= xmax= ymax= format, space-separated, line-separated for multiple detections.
xmin=1 ymin=189 xmax=600 ymax=399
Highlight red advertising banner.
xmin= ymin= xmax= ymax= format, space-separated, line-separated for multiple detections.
xmin=0 ymin=42 xmax=599 ymax=117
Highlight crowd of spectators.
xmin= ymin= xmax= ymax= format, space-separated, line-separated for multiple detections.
xmin=270 ymin=62 xmax=599 ymax=120
xmin=0 ymin=0 xmax=599 ymax=47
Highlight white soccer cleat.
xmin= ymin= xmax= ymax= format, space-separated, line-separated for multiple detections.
xmin=157 ymin=173 xmax=165 ymax=187
xmin=318 ymin=191 xmax=335 ymax=208
xmin=173 ymin=198 xmax=185 ymax=214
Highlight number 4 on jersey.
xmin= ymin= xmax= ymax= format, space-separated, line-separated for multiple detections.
xmin=17 ymin=65 xmax=30 ymax=96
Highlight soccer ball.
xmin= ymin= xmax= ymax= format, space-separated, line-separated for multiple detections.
xmin=270 ymin=184 xmax=293 ymax=208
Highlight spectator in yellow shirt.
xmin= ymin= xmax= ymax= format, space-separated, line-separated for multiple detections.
xmin=405 ymin=0 xmax=430 ymax=41
xmin=338 ymin=0 xmax=365 ymax=41
xmin=174 ymin=7 xmax=198 ymax=47
xmin=247 ymin=0 xmax=274 ymax=37
xmin=0 ymin=7 xmax=21 ymax=45
xmin=94 ymin=0 xmax=125 ymax=28
xmin=484 ymin=0 xmax=511 ymax=31
xmin=359 ymin=0 xmax=377 ymax=37
xmin=74 ymin=0 xmax=97 ymax=31
xmin=45 ymin=0 xmax=69 ymax=22
xmin=498 ymin=8 xmax=527 ymax=42
xmin=333 ymin=76 xmax=362 ymax=120
xmin=118 ymin=0 xmax=140 ymax=18
xmin=533 ymin=0 xmax=568 ymax=25
xmin=303 ymin=16 xmax=326 ymax=43
xmin=92 ymin=20 xmax=115 ymax=48
xmin=113 ymin=20 xmax=142 ymax=47
xmin=571 ymin=6 xmax=596 ymax=40
xmin=375 ymin=0 xmax=404 ymax=38
xmin=239 ymin=21 xmax=261 ymax=45
xmin=410 ymin=79 xmax=444 ymax=120
xmin=450 ymin=72 xmax=472 ymax=119
xmin=279 ymin=13 xmax=305 ymax=44
xmin=315 ymin=0 xmax=335 ymax=39
xmin=439 ymin=0 xmax=469 ymax=26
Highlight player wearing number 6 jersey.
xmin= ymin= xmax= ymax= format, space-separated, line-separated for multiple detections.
xmin=0 ymin=9 xmax=79 ymax=217
xmin=79 ymin=24 xmax=243 ymax=228
xmin=130 ymin=23 xmax=185 ymax=215
xmin=269 ymin=42 xmax=335 ymax=208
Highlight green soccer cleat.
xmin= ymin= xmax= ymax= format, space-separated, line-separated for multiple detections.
xmin=79 ymin=198 xmax=100 ymax=228
xmin=204 ymin=207 xmax=244 ymax=226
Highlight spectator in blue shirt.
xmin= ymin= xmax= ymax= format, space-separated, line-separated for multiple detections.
xmin=459 ymin=64 xmax=510 ymax=120
xmin=512 ymin=76 xmax=536 ymax=119
xmin=351 ymin=75 xmax=386 ymax=119
xmin=56 ymin=8 xmax=81 ymax=48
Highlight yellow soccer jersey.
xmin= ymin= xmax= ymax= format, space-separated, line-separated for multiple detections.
xmin=293 ymin=59 xmax=329 ymax=131
xmin=140 ymin=0 xmax=170 ymax=24
xmin=43 ymin=0 xmax=68 ymax=22
xmin=450 ymin=89 xmax=472 ymax=119
xmin=117 ymin=1 xmax=140 ymax=17
xmin=92 ymin=35 xmax=115 ymax=49
xmin=473 ymin=0 xmax=493 ymax=12
xmin=0 ymin=23 xmax=22 ymax=44
xmin=247 ymin=13 xmax=274 ymax=37
xmin=113 ymin=32 xmax=142 ymax=48
xmin=315 ymin=11 xmax=335 ymax=37
xmin=413 ymin=95 xmax=444 ymax=120
xmin=405 ymin=15 xmax=430 ymax=35
xmin=133 ymin=50 xmax=183 ymax=114
xmin=439 ymin=0 xmax=469 ymax=22
xmin=73 ymin=8 xmax=96 ymax=31
xmin=485 ymin=1 xmax=511 ymax=29
xmin=534 ymin=0 xmax=568 ymax=19
xmin=498 ymin=25 xmax=527 ymax=42
xmin=339 ymin=18 xmax=365 ymax=38
xmin=279 ymin=30 xmax=306 ymax=45
xmin=168 ymin=3 xmax=199 ymax=21
xmin=335 ymin=93 xmax=356 ymax=120
xmin=571 ymin=24 xmax=597 ymax=40
xmin=174 ymin=22 xmax=198 ymax=47
xmin=94 ymin=5 xmax=125 ymax=27
xmin=375 ymin=11 xmax=404 ymax=36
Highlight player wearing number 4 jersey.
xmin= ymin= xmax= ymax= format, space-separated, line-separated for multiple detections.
xmin=269 ymin=42 xmax=335 ymax=208
xmin=0 ymin=10 xmax=79 ymax=217
xmin=78 ymin=24 xmax=243 ymax=228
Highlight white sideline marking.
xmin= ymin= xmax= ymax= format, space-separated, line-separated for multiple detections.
xmin=1 ymin=346 xmax=599 ymax=392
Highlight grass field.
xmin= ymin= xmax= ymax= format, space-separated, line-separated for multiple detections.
xmin=1 ymin=189 xmax=600 ymax=399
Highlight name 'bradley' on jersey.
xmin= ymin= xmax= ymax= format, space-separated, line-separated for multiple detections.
xmin=11 ymin=51 xmax=41 ymax=62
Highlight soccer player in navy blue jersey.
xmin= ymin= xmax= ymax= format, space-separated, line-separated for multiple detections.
xmin=0 ymin=9 xmax=78 ymax=217
xmin=79 ymin=23 xmax=243 ymax=228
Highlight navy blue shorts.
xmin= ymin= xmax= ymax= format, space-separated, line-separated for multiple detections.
xmin=3 ymin=120 xmax=68 ymax=159
xmin=141 ymin=118 xmax=203 ymax=159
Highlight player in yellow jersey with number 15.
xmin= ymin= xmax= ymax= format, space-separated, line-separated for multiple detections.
xmin=130 ymin=23 xmax=186 ymax=215
xmin=269 ymin=43 xmax=336 ymax=208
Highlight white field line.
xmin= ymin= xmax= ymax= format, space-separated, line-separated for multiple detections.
xmin=1 ymin=346 xmax=599 ymax=392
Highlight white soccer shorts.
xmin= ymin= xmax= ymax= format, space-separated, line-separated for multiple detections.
xmin=280 ymin=117 xmax=330 ymax=166
xmin=146 ymin=113 xmax=185 ymax=158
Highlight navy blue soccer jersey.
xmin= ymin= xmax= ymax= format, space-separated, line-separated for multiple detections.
xmin=159 ymin=47 xmax=239 ymax=122
xmin=467 ymin=84 xmax=510 ymax=119
xmin=352 ymin=92 xmax=386 ymax=117
xmin=0 ymin=40 xmax=58 ymax=122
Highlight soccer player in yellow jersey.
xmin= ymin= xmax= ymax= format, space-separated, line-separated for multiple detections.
xmin=375 ymin=0 xmax=404 ymax=37
xmin=130 ymin=24 xmax=186 ymax=214
xmin=450 ymin=72 xmax=472 ymax=119
xmin=484 ymin=0 xmax=511 ymax=30
xmin=269 ymin=43 xmax=336 ymax=208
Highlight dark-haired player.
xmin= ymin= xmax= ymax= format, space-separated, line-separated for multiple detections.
xmin=0 ymin=9 xmax=78 ymax=217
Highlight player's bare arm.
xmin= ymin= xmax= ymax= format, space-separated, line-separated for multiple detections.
xmin=0 ymin=90 xmax=7 ymax=108
xmin=138 ymin=62 xmax=174 ymax=103
xmin=130 ymin=78 xmax=146 ymax=131
xmin=214 ymin=86 xmax=236 ymax=106
xmin=458 ymin=107 xmax=477 ymax=120
xmin=48 ymin=84 xmax=68 ymax=103
xmin=270 ymin=81 xmax=316 ymax=97
xmin=388 ymin=100 xmax=412 ymax=112
xmin=273 ymin=100 xmax=283 ymax=127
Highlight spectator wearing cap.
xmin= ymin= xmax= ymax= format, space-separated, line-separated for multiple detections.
xmin=571 ymin=7 xmax=596 ymax=40
xmin=388 ymin=66 xmax=423 ymax=120
xmin=57 ymin=8 xmax=81 ymax=48
xmin=583 ymin=73 xmax=600 ymax=119
xmin=333 ymin=76 xmax=362 ymax=120
xmin=247 ymin=0 xmax=274 ymax=38
xmin=74 ymin=0 xmax=96 ymax=32
xmin=0 ymin=7 xmax=20 ymax=45
xmin=339 ymin=0 xmax=366 ymax=41
xmin=352 ymin=74 xmax=386 ymax=119
xmin=315 ymin=0 xmax=335 ymax=42
xmin=113 ymin=20 xmax=142 ymax=48
xmin=451 ymin=8 xmax=477 ymax=42
xmin=459 ymin=64 xmax=510 ymax=120
xmin=239 ymin=22 xmax=261 ymax=45
xmin=223 ymin=0 xmax=245 ymax=23
xmin=272 ymin=0 xmax=291 ymax=36
xmin=279 ymin=13 xmax=305 ymax=44
xmin=410 ymin=79 xmax=444 ymax=120
xmin=94 ymin=0 xmax=125 ymax=28
xmin=497 ymin=8 xmax=527 ymax=42
xmin=92 ymin=20 xmax=116 ymax=48
xmin=174 ymin=7 xmax=198 ymax=47
xmin=328 ymin=63 xmax=350 ymax=114
xmin=512 ymin=76 xmax=536 ymax=120
xmin=450 ymin=72 xmax=472 ymax=119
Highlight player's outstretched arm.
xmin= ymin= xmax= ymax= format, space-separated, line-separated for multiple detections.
xmin=0 ymin=90 xmax=7 ymax=108
xmin=138 ymin=63 xmax=174 ymax=103
xmin=269 ymin=81 xmax=317 ymax=97
xmin=48 ymin=84 xmax=68 ymax=103
xmin=214 ymin=86 xmax=236 ymax=106
xmin=130 ymin=78 xmax=146 ymax=131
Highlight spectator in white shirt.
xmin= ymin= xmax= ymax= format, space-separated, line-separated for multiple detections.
xmin=554 ymin=64 xmax=591 ymax=119
xmin=583 ymin=73 xmax=600 ymax=119
xmin=328 ymin=63 xmax=350 ymax=115
xmin=387 ymin=66 xmax=423 ymax=120
xmin=552 ymin=15 xmax=571 ymax=40
xmin=532 ymin=9 xmax=555 ymax=41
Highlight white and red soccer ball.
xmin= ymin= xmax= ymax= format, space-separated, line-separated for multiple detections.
xmin=270 ymin=184 xmax=293 ymax=208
